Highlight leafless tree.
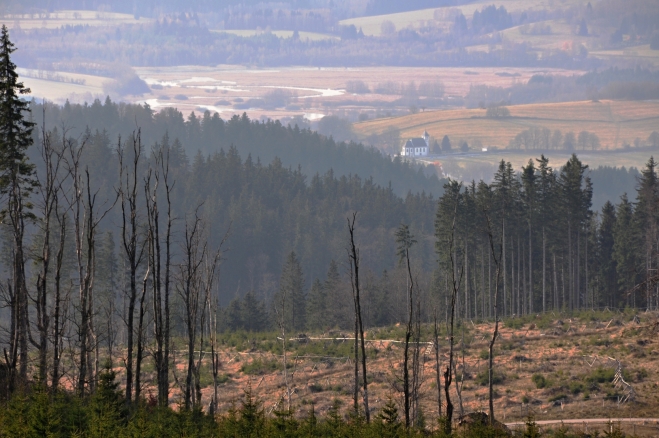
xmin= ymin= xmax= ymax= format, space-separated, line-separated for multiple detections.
xmin=176 ymin=208 xmax=222 ymax=410
xmin=394 ymin=223 xmax=416 ymax=429
xmin=274 ymin=280 xmax=291 ymax=410
xmin=347 ymin=213 xmax=369 ymax=422
xmin=444 ymin=198 xmax=463 ymax=435
xmin=63 ymin=136 xmax=115 ymax=396
xmin=117 ymin=131 xmax=147 ymax=403
xmin=483 ymin=208 xmax=503 ymax=425
xmin=144 ymin=145 xmax=175 ymax=407
xmin=31 ymin=109 xmax=64 ymax=386
xmin=433 ymin=308 xmax=442 ymax=418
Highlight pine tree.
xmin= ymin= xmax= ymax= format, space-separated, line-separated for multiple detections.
xmin=0 ymin=24 xmax=37 ymax=387
xmin=276 ymin=251 xmax=306 ymax=331
xmin=634 ymin=157 xmax=659 ymax=309
xmin=306 ymin=279 xmax=326 ymax=331
xmin=597 ymin=202 xmax=617 ymax=307
xmin=613 ymin=195 xmax=638 ymax=307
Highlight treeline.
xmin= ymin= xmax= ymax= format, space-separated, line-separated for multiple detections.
xmin=434 ymin=155 xmax=659 ymax=322
xmin=509 ymin=128 xmax=601 ymax=151
xmin=467 ymin=68 xmax=659 ymax=108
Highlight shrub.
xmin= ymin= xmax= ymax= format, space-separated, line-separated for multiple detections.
xmin=485 ymin=105 xmax=510 ymax=118
xmin=476 ymin=370 xmax=505 ymax=386
xmin=531 ymin=374 xmax=547 ymax=389
xmin=308 ymin=384 xmax=324 ymax=393
xmin=240 ymin=359 xmax=282 ymax=375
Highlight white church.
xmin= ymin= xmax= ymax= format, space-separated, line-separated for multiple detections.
xmin=401 ymin=131 xmax=430 ymax=157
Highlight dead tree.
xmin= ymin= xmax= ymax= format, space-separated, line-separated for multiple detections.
xmin=63 ymin=137 xmax=115 ymax=396
xmin=347 ymin=213 xmax=369 ymax=422
xmin=433 ymin=308 xmax=442 ymax=418
xmin=395 ymin=223 xmax=416 ymax=429
xmin=134 ymin=264 xmax=150 ymax=402
xmin=206 ymin=226 xmax=229 ymax=414
xmin=117 ymin=131 xmax=146 ymax=403
xmin=51 ymin=133 xmax=73 ymax=390
xmin=274 ymin=280 xmax=291 ymax=410
xmin=31 ymin=115 xmax=64 ymax=386
xmin=144 ymin=146 xmax=175 ymax=407
xmin=176 ymin=209 xmax=208 ymax=409
xmin=483 ymin=208 xmax=504 ymax=425
xmin=444 ymin=197 xmax=463 ymax=435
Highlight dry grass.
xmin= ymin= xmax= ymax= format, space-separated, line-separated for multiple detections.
xmin=1 ymin=10 xmax=150 ymax=29
xmin=354 ymin=100 xmax=659 ymax=150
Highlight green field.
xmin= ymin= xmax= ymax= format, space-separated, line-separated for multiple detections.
xmin=211 ymin=29 xmax=338 ymax=41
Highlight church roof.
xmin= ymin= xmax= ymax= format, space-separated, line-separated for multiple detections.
xmin=406 ymin=138 xmax=428 ymax=148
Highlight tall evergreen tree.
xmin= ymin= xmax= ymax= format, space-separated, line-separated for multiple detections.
xmin=276 ymin=251 xmax=306 ymax=331
xmin=306 ymin=279 xmax=326 ymax=331
xmin=634 ymin=157 xmax=659 ymax=309
xmin=597 ymin=202 xmax=617 ymax=307
xmin=613 ymin=194 xmax=638 ymax=307
xmin=0 ymin=24 xmax=36 ymax=388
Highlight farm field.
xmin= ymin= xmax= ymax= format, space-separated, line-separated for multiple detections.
xmin=339 ymin=0 xmax=589 ymax=36
xmin=211 ymin=29 xmax=338 ymax=41
xmin=590 ymin=44 xmax=659 ymax=67
xmin=0 ymin=10 xmax=149 ymax=29
xmin=17 ymin=68 xmax=109 ymax=102
xmin=81 ymin=311 xmax=659 ymax=435
xmin=354 ymin=100 xmax=659 ymax=151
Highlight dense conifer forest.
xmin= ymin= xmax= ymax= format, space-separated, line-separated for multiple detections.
xmin=2 ymin=24 xmax=659 ymax=437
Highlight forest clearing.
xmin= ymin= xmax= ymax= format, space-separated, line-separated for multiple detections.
xmin=69 ymin=310 xmax=658 ymax=435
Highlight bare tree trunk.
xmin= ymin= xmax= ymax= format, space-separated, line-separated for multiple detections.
xmin=51 ymin=200 xmax=67 ymax=390
xmin=403 ymin=244 xmax=414 ymax=428
xmin=433 ymin=309 xmax=442 ymax=418
xmin=484 ymin=209 xmax=503 ymax=426
xmin=179 ymin=212 xmax=204 ymax=410
xmin=67 ymin=160 xmax=112 ymax=396
xmin=444 ymin=202 xmax=463 ymax=435
xmin=348 ymin=213 xmax=369 ymax=422
xmin=542 ymin=228 xmax=546 ymax=313
xmin=275 ymin=280 xmax=291 ymax=410
xmin=135 ymin=267 xmax=149 ymax=402
xmin=32 ymin=120 xmax=63 ymax=386
xmin=118 ymin=132 xmax=146 ymax=404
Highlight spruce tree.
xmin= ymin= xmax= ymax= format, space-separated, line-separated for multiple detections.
xmin=0 ymin=24 xmax=36 ymax=387
xmin=306 ymin=279 xmax=326 ymax=331
xmin=276 ymin=251 xmax=306 ymax=331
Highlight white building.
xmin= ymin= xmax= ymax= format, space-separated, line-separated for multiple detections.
xmin=401 ymin=131 xmax=430 ymax=157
